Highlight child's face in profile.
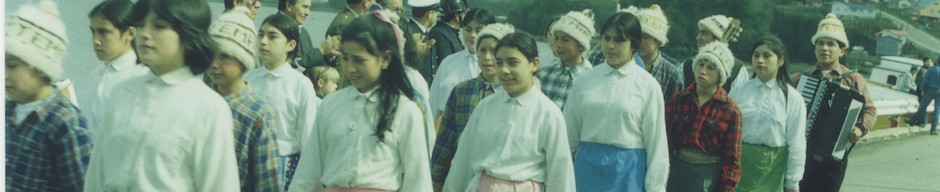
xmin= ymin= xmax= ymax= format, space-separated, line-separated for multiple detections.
xmin=319 ymin=79 xmax=338 ymax=97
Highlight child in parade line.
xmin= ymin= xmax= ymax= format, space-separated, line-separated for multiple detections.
xmin=310 ymin=66 xmax=342 ymax=98
xmin=207 ymin=7 xmax=282 ymax=192
xmin=631 ymin=4 xmax=685 ymax=102
xmin=6 ymin=1 xmax=92 ymax=191
xmin=681 ymin=15 xmax=747 ymax=92
xmin=288 ymin=11 xmax=432 ymax=192
xmin=430 ymin=23 xmax=514 ymax=191
xmin=244 ymin=13 xmax=321 ymax=191
xmin=564 ymin=10 xmax=669 ymax=192
xmin=538 ymin=9 xmax=596 ymax=109
xmin=443 ymin=32 xmax=575 ymax=192
xmin=666 ymin=41 xmax=743 ymax=192
xmin=84 ymin=0 xmax=151 ymax=129
xmin=793 ymin=13 xmax=877 ymax=192
xmin=84 ymin=0 xmax=240 ymax=190
xmin=430 ymin=8 xmax=496 ymax=121
xmin=729 ymin=36 xmax=806 ymax=192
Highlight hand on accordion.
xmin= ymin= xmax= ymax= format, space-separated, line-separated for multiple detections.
xmin=849 ymin=126 xmax=863 ymax=142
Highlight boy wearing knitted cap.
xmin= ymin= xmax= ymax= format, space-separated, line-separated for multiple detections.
xmin=430 ymin=8 xmax=496 ymax=121
xmin=634 ymin=4 xmax=685 ymax=102
xmin=431 ymin=23 xmax=512 ymax=191
xmin=666 ymin=41 xmax=743 ymax=192
xmin=537 ymin=9 xmax=596 ymax=109
xmin=207 ymin=7 xmax=281 ymax=192
xmin=681 ymin=15 xmax=749 ymax=92
xmin=6 ymin=1 xmax=93 ymax=191
xmin=791 ymin=13 xmax=876 ymax=192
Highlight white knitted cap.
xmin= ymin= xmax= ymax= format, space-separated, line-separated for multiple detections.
xmin=698 ymin=14 xmax=743 ymax=43
xmin=811 ymin=13 xmax=849 ymax=47
xmin=6 ymin=0 xmax=68 ymax=82
xmin=693 ymin=41 xmax=735 ymax=85
xmin=210 ymin=7 xmax=258 ymax=71
xmin=550 ymin=9 xmax=596 ymax=52
xmin=636 ymin=4 xmax=669 ymax=46
xmin=474 ymin=23 xmax=515 ymax=50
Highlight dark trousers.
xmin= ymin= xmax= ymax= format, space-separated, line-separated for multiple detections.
xmin=800 ymin=157 xmax=849 ymax=192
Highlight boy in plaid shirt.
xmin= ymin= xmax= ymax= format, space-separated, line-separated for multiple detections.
xmin=6 ymin=1 xmax=92 ymax=191
xmin=207 ymin=7 xmax=281 ymax=192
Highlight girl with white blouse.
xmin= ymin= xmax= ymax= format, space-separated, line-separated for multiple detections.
xmin=443 ymin=32 xmax=576 ymax=192
xmin=729 ymin=36 xmax=806 ymax=192
xmin=563 ymin=11 xmax=669 ymax=192
xmin=243 ymin=13 xmax=321 ymax=190
xmin=287 ymin=11 xmax=432 ymax=192
xmin=84 ymin=0 xmax=239 ymax=190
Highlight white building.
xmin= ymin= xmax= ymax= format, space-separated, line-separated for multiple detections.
xmin=832 ymin=1 xmax=880 ymax=18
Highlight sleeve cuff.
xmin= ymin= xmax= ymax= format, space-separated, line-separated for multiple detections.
xmin=785 ymin=179 xmax=800 ymax=189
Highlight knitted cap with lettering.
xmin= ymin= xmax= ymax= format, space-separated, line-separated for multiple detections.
xmin=474 ymin=23 xmax=515 ymax=50
xmin=6 ymin=0 xmax=68 ymax=81
xmin=550 ymin=9 xmax=596 ymax=52
xmin=693 ymin=41 xmax=735 ymax=85
xmin=811 ymin=13 xmax=849 ymax=47
xmin=698 ymin=15 xmax=743 ymax=43
xmin=637 ymin=4 xmax=669 ymax=46
xmin=210 ymin=6 xmax=257 ymax=71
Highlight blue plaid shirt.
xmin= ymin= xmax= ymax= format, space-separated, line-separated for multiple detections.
xmin=431 ymin=75 xmax=499 ymax=191
xmin=648 ymin=52 xmax=685 ymax=102
xmin=6 ymin=91 xmax=91 ymax=192
xmin=536 ymin=58 xmax=593 ymax=109
xmin=224 ymin=87 xmax=281 ymax=192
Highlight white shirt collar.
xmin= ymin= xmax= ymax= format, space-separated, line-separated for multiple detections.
xmin=148 ymin=67 xmax=197 ymax=85
xmin=502 ymin=86 xmax=539 ymax=107
xmin=107 ymin=51 xmax=139 ymax=71
xmin=600 ymin=58 xmax=639 ymax=76
xmin=351 ymin=85 xmax=382 ymax=102
xmin=759 ymin=78 xmax=779 ymax=89
xmin=265 ymin=62 xmax=295 ymax=77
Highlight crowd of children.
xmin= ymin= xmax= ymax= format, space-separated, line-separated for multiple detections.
xmin=6 ymin=0 xmax=881 ymax=191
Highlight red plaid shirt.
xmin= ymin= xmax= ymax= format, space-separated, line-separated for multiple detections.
xmin=666 ymin=84 xmax=743 ymax=192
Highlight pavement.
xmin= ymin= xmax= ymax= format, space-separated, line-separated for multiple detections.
xmin=858 ymin=124 xmax=934 ymax=144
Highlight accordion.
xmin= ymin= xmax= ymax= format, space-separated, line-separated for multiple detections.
xmin=796 ymin=74 xmax=865 ymax=162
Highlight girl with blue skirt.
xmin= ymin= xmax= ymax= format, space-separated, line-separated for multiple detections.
xmin=563 ymin=9 xmax=670 ymax=192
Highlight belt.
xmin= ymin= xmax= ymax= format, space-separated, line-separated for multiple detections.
xmin=676 ymin=148 xmax=719 ymax=164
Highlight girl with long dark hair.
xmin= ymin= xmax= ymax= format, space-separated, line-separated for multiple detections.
xmin=288 ymin=11 xmax=432 ymax=191
xmin=730 ymin=36 xmax=806 ymax=192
